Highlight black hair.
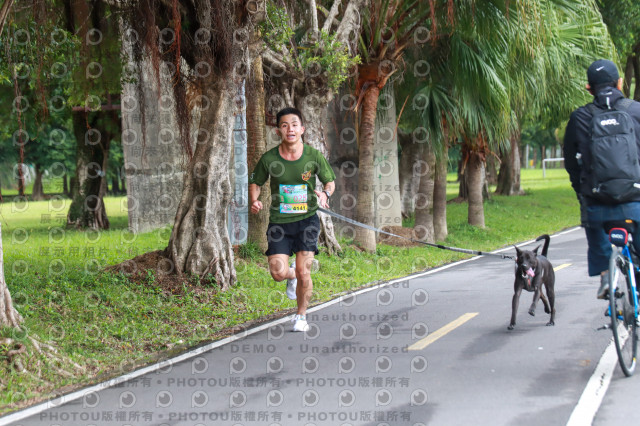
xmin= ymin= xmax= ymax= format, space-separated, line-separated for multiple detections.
xmin=276 ymin=107 xmax=304 ymax=126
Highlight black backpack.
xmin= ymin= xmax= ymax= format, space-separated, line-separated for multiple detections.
xmin=587 ymin=98 xmax=640 ymax=204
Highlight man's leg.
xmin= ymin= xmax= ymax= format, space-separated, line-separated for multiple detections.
xmin=294 ymin=251 xmax=315 ymax=316
xmin=290 ymin=250 xmax=314 ymax=332
xmin=584 ymin=224 xmax=612 ymax=298
xmin=585 ymin=225 xmax=611 ymax=276
xmin=290 ymin=214 xmax=320 ymax=331
xmin=267 ymin=254 xmax=294 ymax=282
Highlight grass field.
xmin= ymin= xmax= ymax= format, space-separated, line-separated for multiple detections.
xmin=0 ymin=167 xmax=579 ymax=413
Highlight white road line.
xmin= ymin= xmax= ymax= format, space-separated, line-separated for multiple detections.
xmin=0 ymin=247 xmax=493 ymax=425
xmin=0 ymin=227 xmax=583 ymax=425
xmin=566 ymin=334 xmax=623 ymax=426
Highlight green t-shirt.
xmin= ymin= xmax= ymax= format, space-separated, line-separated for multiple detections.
xmin=249 ymin=144 xmax=336 ymax=224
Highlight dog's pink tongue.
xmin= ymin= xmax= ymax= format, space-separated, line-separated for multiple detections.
xmin=526 ymin=268 xmax=535 ymax=277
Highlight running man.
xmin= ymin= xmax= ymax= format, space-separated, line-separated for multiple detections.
xmin=248 ymin=107 xmax=335 ymax=332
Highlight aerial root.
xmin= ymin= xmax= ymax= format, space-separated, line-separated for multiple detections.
xmin=1 ymin=336 xmax=84 ymax=380
xmin=1 ymin=337 xmax=26 ymax=372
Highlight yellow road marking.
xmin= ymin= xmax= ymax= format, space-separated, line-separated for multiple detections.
xmin=554 ymin=263 xmax=571 ymax=271
xmin=408 ymin=312 xmax=478 ymax=351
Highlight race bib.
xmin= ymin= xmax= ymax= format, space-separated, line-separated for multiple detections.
xmin=279 ymin=184 xmax=307 ymax=214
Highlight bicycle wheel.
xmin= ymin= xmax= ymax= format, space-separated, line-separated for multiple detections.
xmin=608 ymin=248 xmax=638 ymax=377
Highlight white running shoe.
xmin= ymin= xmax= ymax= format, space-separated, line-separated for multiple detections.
xmin=286 ymin=261 xmax=297 ymax=300
xmin=291 ymin=314 xmax=310 ymax=332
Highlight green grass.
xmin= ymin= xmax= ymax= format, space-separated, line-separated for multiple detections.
xmin=0 ymin=167 xmax=579 ymax=413
xmin=1 ymin=177 xmax=67 ymax=198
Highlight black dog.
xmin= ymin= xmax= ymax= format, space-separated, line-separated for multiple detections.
xmin=508 ymin=235 xmax=555 ymax=330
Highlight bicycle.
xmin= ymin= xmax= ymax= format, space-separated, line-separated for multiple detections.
xmin=603 ymin=219 xmax=639 ymax=377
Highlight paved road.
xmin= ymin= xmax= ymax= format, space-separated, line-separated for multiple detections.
xmin=3 ymin=228 xmax=640 ymax=426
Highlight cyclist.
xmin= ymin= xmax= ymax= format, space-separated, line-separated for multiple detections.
xmin=564 ymin=59 xmax=640 ymax=299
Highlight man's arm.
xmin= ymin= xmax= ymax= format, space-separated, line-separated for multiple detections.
xmin=323 ymin=181 xmax=335 ymax=196
xmin=249 ymin=183 xmax=262 ymax=214
xmin=563 ymin=111 xmax=581 ymax=195
xmin=312 ymin=148 xmax=337 ymax=208
xmin=249 ymin=153 xmax=268 ymax=214
xmin=564 ymin=110 xmax=590 ymax=226
xmin=314 ymin=181 xmax=334 ymax=209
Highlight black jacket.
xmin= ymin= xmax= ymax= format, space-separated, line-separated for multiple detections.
xmin=563 ymin=87 xmax=640 ymax=205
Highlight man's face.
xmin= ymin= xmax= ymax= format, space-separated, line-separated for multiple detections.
xmin=277 ymin=114 xmax=305 ymax=144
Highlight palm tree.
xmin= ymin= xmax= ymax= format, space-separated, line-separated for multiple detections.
xmin=396 ymin=56 xmax=456 ymax=242
xmin=353 ymin=0 xmax=453 ymax=252
xmin=496 ymin=0 xmax=614 ymax=195
xmin=453 ymin=0 xmax=614 ymax=225
xmin=394 ymin=0 xmax=514 ymax=235
xmin=406 ymin=0 xmax=613 ymax=230
xmin=406 ymin=1 xmax=514 ymax=228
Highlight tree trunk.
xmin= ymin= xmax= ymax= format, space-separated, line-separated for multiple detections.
xmin=0 ymin=223 xmax=23 ymax=328
xmin=467 ymin=151 xmax=485 ymax=228
xmin=324 ymin=89 xmax=359 ymax=236
xmin=63 ymin=173 xmax=69 ymax=196
xmin=246 ymin=41 xmax=269 ymax=253
xmin=354 ymin=86 xmax=379 ymax=252
xmin=624 ymin=53 xmax=634 ymax=98
xmin=259 ymin=0 xmax=366 ymax=255
xmin=298 ymin=97 xmax=342 ymax=255
xmin=373 ymin=85 xmax=402 ymax=230
xmin=398 ymin=130 xmax=421 ymax=218
xmin=414 ymin=143 xmax=436 ymax=243
xmin=166 ymin=74 xmax=237 ymax=289
xmin=299 ymin=99 xmax=330 ymax=158
xmin=16 ymin=163 xmax=25 ymax=197
xmin=99 ymin=128 xmax=112 ymax=200
xmin=111 ymin=175 xmax=120 ymax=193
xmin=64 ymin=0 xmax=114 ymax=229
xmin=433 ymin=145 xmax=448 ymax=241
xmin=0 ymin=0 xmax=14 ymax=39
xmin=482 ymin=164 xmax=490 ymax=201
xmin=485 ymin=154 xmax=498 ymax=186
xmin=69 ymin=176 xmax=76 ymax=197
xmin=458 ymin=166 xmax=468 ymax=201
xmin=633 ymin=48 xmax=640 ymax=102
xmin=32 ymin=164 xmax=45 ymax=201
xmin=66 ymin=112 xmax=110 ymax=230
xmin=496 ymin=132 xmax=524 ymax=195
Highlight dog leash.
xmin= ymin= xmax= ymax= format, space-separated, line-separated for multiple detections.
xmin=318 ymin=207 xmax=515 ymax=260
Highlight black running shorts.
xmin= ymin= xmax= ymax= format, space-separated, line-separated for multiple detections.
xmin=265 ymin=214 xmax=320 ymax=256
